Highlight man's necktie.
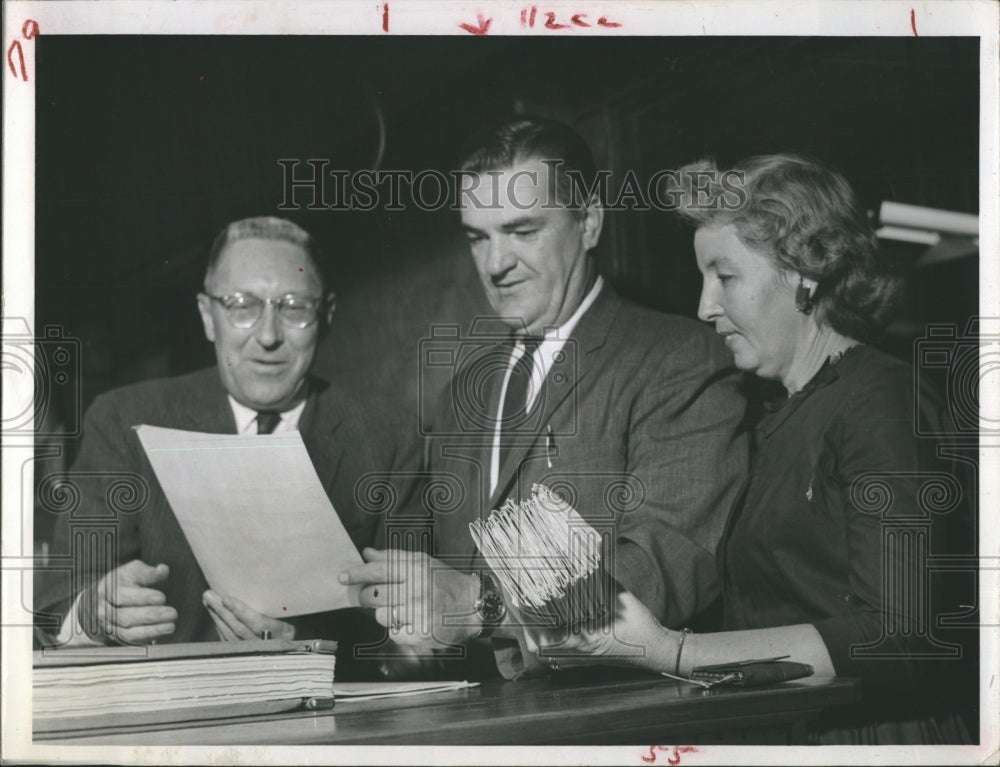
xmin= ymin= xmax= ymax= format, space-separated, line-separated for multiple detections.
xmin=256 ymin=410 xmax=281 ymax=435
xmin=498 ymin=338 xmax=540 ymax=474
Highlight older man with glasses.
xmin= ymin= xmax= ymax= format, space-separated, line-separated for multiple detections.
xmin=35 ymin=217 xmax=417 ymax=676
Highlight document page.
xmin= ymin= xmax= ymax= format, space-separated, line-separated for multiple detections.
xmin=332 ymin=681 xmax=478 ymax=702
xmin=135 ymin=425 xmax=362 ymax=617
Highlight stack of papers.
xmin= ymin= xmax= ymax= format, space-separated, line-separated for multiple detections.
xmin=33 ymin=639 xmax=337 ymax=732
xmin=35 ymin=653 xmax=336 ymax=720
xmin=332 ymin=681 xmax=478 ymax=702
xmin=34 ymin=640 xmax=478 ymax=734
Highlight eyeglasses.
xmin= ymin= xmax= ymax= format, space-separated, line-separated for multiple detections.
xmin=202 ymin=292 xmax=324 ymax=329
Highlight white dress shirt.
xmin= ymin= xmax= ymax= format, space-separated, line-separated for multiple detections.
xmin=228 ymin=396 xmax=306 ymax=435
xmin=489 ymin=276 xmax=604 ymax=496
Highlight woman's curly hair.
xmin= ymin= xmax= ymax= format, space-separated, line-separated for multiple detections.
xmin=669 ymin=154 xmax=902 ymax=341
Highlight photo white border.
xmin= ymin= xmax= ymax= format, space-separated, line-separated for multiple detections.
xmin=3 ymin=1 xmax=998 ymax=764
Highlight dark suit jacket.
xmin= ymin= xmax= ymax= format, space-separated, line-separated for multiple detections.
xmin=35 ymin=367 xmax=419 ymax=672
xmin=424 ymin=286 xmax=749 ymax=675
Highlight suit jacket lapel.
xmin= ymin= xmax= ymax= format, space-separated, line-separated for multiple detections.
xmin=486 ymin=285 xmax=621 ymax=510
xmin=299 ymin=376 xmax=344 ymax=490
xmin=178 ymin=368 xmax=239 ymax=434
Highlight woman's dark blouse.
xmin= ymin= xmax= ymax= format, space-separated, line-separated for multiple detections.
xmin=720 ymin=345 xmax=975 ymax=728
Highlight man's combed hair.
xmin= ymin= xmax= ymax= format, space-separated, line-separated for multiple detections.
xmin=670 ymin=154 xmax=902 ymax=341
xmin=458 ymin=115 xmax=599 ymax=211
xmin=206 ymin=216 xmax=327 ymax=293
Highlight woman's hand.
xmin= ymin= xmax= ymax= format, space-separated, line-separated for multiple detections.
xmin=522 ymin=590 xmax=675 ymax=673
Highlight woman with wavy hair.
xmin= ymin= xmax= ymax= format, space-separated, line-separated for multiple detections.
xmin=524 ymin=154 xmax=975 ymax=745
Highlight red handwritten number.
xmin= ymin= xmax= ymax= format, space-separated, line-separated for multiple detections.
xmin=910 ymin=8 xmax=918 ymax=36
xmin=544 ymin=11 xmax=568 ymax=29
xmin=514 ymin=8 xmax=622 ymax=31
xmin=641 ymin=746 xmax=699 ymax=765
xmin=7 ymin=18 xmax=37 ymax=82
xmin=7 ymin=41 xmax=25 ymax=80
xmin=382 ymin=3 xmax=389 ymax=33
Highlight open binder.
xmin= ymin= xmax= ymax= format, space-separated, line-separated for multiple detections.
xmin=34 ymin=638 xmax=337 ymax=734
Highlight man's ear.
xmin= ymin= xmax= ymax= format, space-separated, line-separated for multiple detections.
xmin=323 ymin=292 xmax=337 ymax=326
xmin=196 ymin=293 xmax=217 ymax=343
xmin=581 ymin=196 xmax=604 ymax=251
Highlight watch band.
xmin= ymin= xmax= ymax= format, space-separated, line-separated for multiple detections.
xmin=474 ymin=570 xmax=507 ymax=639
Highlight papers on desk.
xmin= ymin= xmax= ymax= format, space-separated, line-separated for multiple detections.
xmin=135 ymin=425 xmax=362 ymax=617
xmin=332 ymin=680 xmax=479 ymax=702
xmin=33 ymin=640 xmax=477 ymax=735
xmin=34 ymin=639 xmax=338 ymax=732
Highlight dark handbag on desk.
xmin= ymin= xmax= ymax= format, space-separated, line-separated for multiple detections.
xmin=690 ymin=658 xmax=814 ymax=688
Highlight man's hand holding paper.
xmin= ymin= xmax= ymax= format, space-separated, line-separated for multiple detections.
xmin=202 ymin=590 xmax=295 ymax=641
xmin=341 ymin=548 xmax=482 ymax=650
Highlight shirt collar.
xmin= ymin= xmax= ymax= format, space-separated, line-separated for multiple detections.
xmin=539 ymin=275 xmax=604 ymax=343
xmin=228 ymin=395 xmax=307 ymax=435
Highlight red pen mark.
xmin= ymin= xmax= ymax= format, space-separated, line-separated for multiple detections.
xmin=910 ymin=8 xmax=918 ymax=36
xmin=7 ymin=40 xmax=25 ymax=80
xmin=282 ymin=605 xmax=287 ymax=611
xmin=544 ymin=11 xmax=568 ymax=29
xmin=7 ymin=18 xmax=38 ymax=82
xmin=641 ymin=746 xmax=699 ymax=765
xmin=382 ymin=2 xmax=389 ymax=33
xmin=459 ymin=13 xmax=492 ymax=35
xmin=521 ymin=7 xmax=620 ymax=31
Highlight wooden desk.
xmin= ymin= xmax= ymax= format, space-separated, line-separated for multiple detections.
xmin=36 ymin=670 xmax=860 ymax=746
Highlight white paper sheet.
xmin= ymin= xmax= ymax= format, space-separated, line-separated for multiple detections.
xmin=332 ymin=681 xmax=478 ymax=701
xmin=135 ymin=425 xmax=363 ymax=617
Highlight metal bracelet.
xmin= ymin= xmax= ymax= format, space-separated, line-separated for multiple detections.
xmin=674 ymin=628 xmax=692 ymax=676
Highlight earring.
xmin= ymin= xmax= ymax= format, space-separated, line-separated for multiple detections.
xmin=795 ymin=278 xmax=814 ymax=315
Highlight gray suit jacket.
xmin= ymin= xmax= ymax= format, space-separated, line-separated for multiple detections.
xmin=423 ymin=286 xmax=749 ymax=675
xmin=35 ymin=367 xmax=418 ymax=667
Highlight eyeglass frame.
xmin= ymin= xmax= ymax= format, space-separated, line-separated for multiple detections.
xmin=199 ymin=291 xmax=334 ymax=329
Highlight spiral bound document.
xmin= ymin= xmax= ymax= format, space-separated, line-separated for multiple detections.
xmin=469 ymin=484 xmax=617 ymax=628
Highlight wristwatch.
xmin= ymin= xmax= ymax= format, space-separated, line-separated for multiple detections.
xmin=474 ymin=571 xmax=507 ymax=639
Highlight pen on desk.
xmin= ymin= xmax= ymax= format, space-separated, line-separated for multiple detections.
xmin=546 ymin=424 xmax=554 ymax=469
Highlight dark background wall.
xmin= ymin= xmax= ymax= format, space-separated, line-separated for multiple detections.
xmin=35 ymin=35 xmax=979 ymax=458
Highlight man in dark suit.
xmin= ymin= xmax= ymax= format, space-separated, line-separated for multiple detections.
xmin=341 ymin=117 xmax=748 ymax=678
xmin=36 ymin=217 xmax=413 ymax=666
